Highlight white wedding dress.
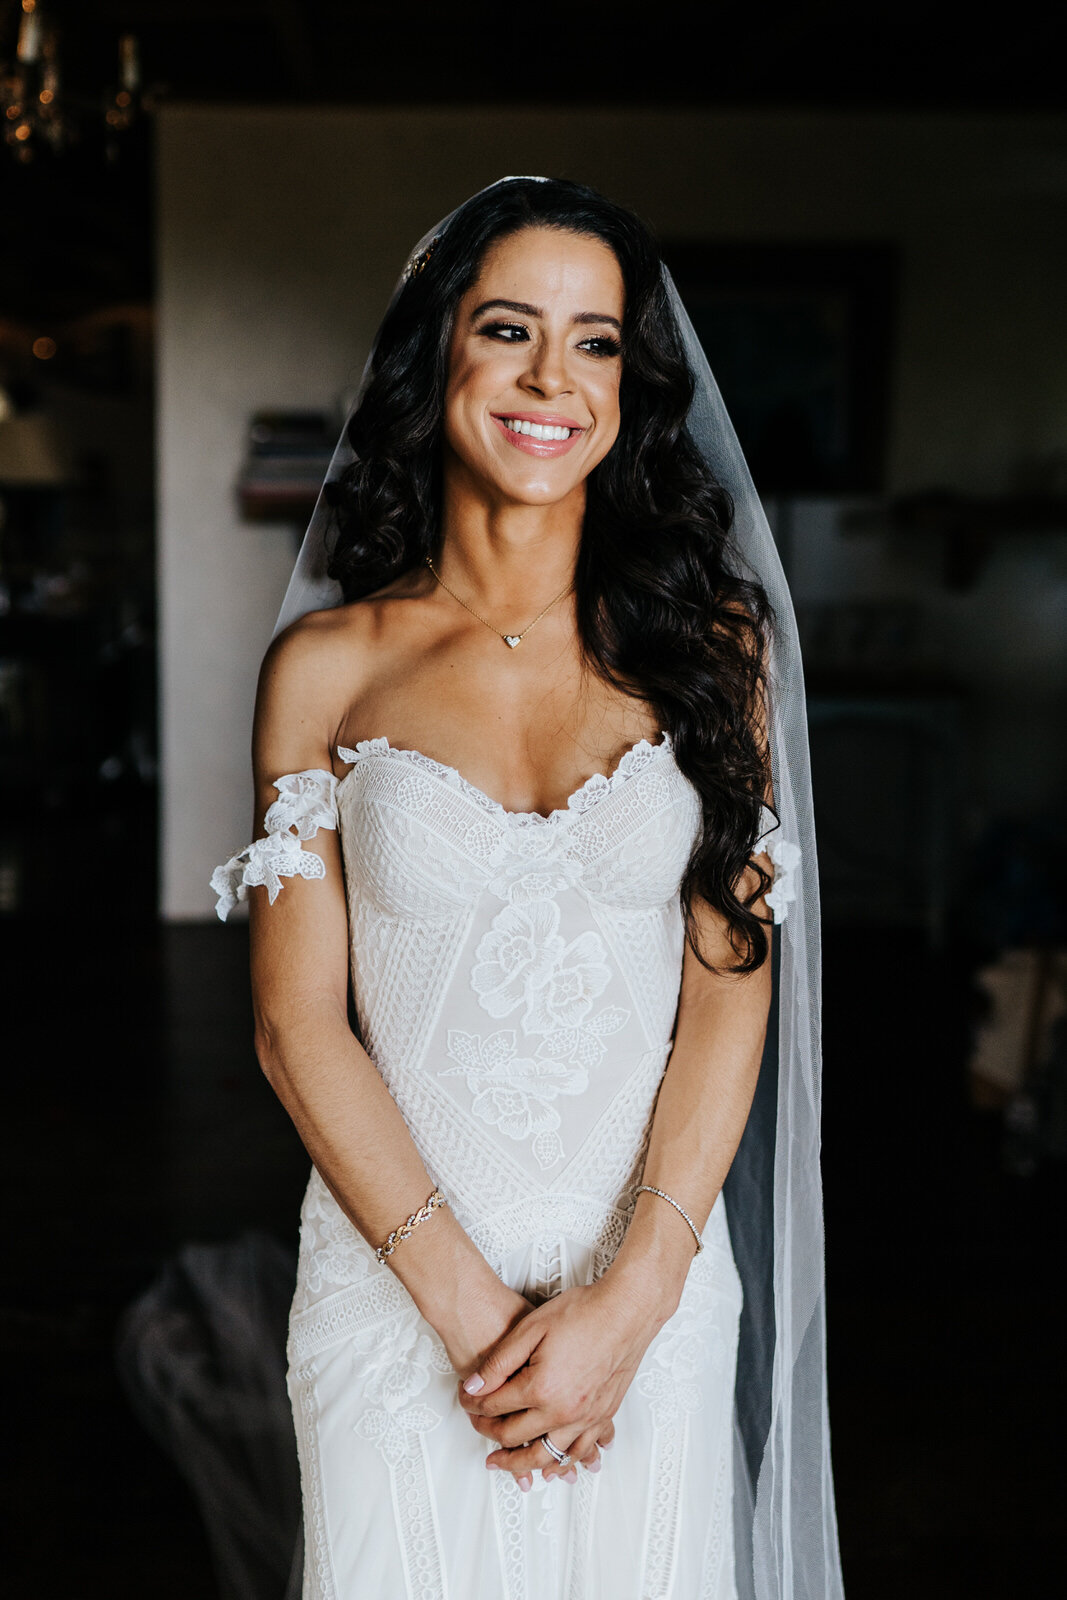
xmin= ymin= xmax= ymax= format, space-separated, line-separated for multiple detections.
xmin=213 ymin=730 xmax=799 ymax=1600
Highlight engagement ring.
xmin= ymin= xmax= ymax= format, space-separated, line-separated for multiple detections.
xmin=540 ymin=1433 xmax=571 ymax=1467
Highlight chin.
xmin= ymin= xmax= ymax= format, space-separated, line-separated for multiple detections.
xmin=470 ymin=454 xmax=581 ymax=507
xmin=447 ymin=432 xmax=593 ymax=508
xmin=503 ymin=476 xmax=582 ymax=509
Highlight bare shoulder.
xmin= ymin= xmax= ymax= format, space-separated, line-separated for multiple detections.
xmin=261 ymin=603 xmax=373 ymax=694
xmin=253 ymin=577 xmax=433 ymax=774
xmin=254 ymin=603 xmax=375 ymax=773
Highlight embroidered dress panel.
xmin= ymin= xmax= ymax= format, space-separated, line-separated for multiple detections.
xmin=213 ymin=732 xmax=799 ymax=1598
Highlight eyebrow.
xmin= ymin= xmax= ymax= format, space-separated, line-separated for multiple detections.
xmin=470 ymin=298 xmax=623 ymax=333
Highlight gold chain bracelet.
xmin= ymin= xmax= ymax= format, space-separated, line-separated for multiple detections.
xmin=374 ymin=1187 xmax=449 ymax=1265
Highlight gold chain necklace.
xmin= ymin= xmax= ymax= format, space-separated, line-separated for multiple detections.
xmin=425 ymin=555 xmax=572 ymax=649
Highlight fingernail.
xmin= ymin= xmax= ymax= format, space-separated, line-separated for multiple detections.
xmin=601 ymin=1438 xmax=614 ymax=1450
xmin=463 ymin=1375 xmax=485 ymax=1394
xmin=518 ymin=1475 xmax=532 ymax=1492
xmin=486 ymin=1461 xmax=500 ymax=1471
xmin=564 ymin=1467 xmax=578 ymax=1484
xmin=586 ymin=1457 xmax=602 ymax=1473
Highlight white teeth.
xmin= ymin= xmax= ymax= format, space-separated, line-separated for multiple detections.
xmin=502 ymin=419 xmax=573 ymax=441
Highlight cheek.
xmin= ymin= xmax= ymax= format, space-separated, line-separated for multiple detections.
xmin=590 ymin=375 xmax=623 ymax=457
xmin=444 ymin=367 xmax=489 ymax=455
xmin=445 ymin=355 xmax=503 ymax=436
xmin=445 ymin=357 xmax=480 ymax=415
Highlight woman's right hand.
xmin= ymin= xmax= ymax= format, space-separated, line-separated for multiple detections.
xmin=431 ymin=1275 xmax=547 ymax=1486
xmin=437 ymin=1274 xmax=534 ymax=1379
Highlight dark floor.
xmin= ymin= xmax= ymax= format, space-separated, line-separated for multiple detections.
xmin=4 ymin=914 xmax=1064 ymax=1597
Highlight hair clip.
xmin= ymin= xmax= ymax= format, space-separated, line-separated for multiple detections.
xmin=405 ymin=238 xmax=438 ymax=281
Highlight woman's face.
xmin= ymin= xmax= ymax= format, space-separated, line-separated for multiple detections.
xmin=442 ymin=225 xmax=625 ymax=508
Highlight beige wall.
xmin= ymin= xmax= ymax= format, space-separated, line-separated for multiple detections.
xmin=158 ymin=106 xmax=1067 ymax=916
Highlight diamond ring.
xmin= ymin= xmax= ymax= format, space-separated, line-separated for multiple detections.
xmin=540 ymin=1433 xmax=571 ymax=1467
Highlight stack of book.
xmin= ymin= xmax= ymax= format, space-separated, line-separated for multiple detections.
xmin=237 ymin=410 xmax=336 ymax=521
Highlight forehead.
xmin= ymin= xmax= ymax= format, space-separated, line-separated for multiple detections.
xmin=468 ymin=226 xmax=625 ymax=312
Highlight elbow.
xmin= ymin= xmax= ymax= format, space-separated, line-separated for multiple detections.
xmin=251 ymin=986 xmax=350 ymax=1089
xmin=253 ymin=1014 xmax=284 ymax=1088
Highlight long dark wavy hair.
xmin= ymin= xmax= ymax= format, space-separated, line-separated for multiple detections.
xmin=327 ymin=178 xmax=779 ymax=974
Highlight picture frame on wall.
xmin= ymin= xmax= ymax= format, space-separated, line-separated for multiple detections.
xmin=665 ymin=241 xmax=898 ymax=495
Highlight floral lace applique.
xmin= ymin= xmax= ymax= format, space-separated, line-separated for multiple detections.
xmin=448 ymin=897 xmax=629 ymax=1166
xmin=266 ymin=770 xmax=339 ymax=838
xmin=472 ymin=902 xmax=611 ymax=1031
xmin=211 ymin=768 xmax=338 ymax=920
xmin=764 ymin=835 xmax=801 ymax=922
xmin=440 ymin=1027 xmax=590 ymax=1170
xmin=295 ymin=1171 xmax=375 ymax=1302
xmin=638 ymin=1283 xmax=726 ymax=1428
xmin=351 ymin=1307 xmax=453 ymax=1465
xmin=345 ymin=1307 xmax=453 ymax=1597
xmin=353 ymin=1308 xmax=453 ymax=1413
xmin=752 ymin=804 xmax=802 ymax=925
xmin=354 ymin=1402 xmax=442 ymax=1469
xmin=486 ymin=831 xmax=585 ymax=907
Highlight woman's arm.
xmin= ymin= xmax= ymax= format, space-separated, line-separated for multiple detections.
xmin=604 ymin=884 xmax=773 ymax=1317
xmin=613 ymin=616 xmax=776 ymax=1322
xmin=247 ymin=620 xmax=530 ymax=1375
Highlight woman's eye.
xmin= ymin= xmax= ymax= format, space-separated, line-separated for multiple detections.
xmin=480 ymin=321 xmax=529 ymax=342
xmin=579 ymin=335 xmax=622 ymax=358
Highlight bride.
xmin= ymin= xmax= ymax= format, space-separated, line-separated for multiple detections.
xmin=213 ymin=177 xmax=843 ymax=1599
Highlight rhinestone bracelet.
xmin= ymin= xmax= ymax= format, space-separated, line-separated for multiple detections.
xmin=631 ymin=1183 xmax=704 ymax=1255
xmin=374 ymin=1187 xmax=449 ymax=1265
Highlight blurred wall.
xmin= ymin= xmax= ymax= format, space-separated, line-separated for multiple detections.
xmin=157 ymin=107 xmax=1067 ymax=917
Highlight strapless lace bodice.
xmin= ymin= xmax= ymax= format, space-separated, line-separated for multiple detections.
xmin=337 ymin=732 xmax=697 ymax=1189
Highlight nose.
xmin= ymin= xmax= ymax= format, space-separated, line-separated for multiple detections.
xmin=520 ymin=332 xmax=573 ymax=400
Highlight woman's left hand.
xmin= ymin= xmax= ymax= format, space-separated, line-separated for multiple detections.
xmin=456 ymin=1275 xmax=666 ymax=1481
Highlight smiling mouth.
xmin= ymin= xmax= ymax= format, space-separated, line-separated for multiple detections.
xmin=496 ymin=416 xmax=582 ymax=441
xmin=490 ymin=414 xmax=587 ymax=458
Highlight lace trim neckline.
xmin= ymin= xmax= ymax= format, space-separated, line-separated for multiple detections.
xmin=336 ymin=730 xmax=674 ymax=825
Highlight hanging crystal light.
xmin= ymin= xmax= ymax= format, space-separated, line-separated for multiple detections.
xmin=0 ymin=2 xmax=146 ymax=163
xmin=105 ymin=35 xmax=141 ymax=137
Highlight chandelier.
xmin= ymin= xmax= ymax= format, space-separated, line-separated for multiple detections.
xmin=0 ymin=1 xmax=146 ymax=162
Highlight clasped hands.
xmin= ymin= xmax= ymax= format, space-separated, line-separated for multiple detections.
xmin=455 ymin=1277 xmax=661 ymax=1492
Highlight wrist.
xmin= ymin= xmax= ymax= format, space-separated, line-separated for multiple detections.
xmin=602 ymin=1187 xmax=705 ymax=1331
xmin=599 ymin=1252 xmax=684 ymax=1342
xmin=385 ymin=1208 xmax=505 ymax=1336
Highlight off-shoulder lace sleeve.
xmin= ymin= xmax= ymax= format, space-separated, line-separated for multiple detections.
xmin=752 ymin=802 xmax=802 ymax=924
xmin=210 ymin=769 xmax=339 ymax=921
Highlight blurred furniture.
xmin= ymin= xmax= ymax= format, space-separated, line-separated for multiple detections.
xmin=968 ymin=947 xmax=1067 ymax=1102
xmin=236 ymin=410 xmax=334 ymax=522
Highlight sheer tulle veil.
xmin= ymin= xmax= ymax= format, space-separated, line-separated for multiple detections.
xmin=274 ymin=177 xmax=845 ymax=1600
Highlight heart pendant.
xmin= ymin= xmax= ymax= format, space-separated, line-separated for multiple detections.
xmin=504 ymin=635 xmax=521 ymax=649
